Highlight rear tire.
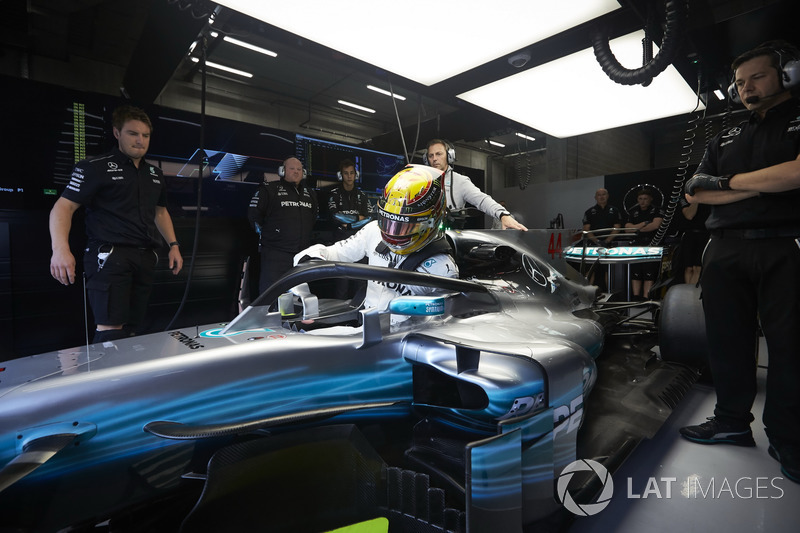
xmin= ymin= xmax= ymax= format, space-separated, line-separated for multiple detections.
xmin=659 ymin=284 xmax=709 ymax=373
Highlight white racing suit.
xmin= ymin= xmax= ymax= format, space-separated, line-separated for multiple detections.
xmin=294 ymin=221 xmax=458 ymax=314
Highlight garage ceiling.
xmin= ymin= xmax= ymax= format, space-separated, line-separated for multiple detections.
xmin=1 ymin=0 xmax=796 ymax=157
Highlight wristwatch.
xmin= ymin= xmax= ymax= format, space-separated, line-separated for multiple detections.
xmin=499 ymin=212 xmax=511 ymax=219
xmin=169 ymin=241 xmax=180 ymax=247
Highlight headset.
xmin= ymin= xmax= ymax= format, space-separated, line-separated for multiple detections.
xmin=727 ymin=44 xmax=800 ymax=104
xmin=278 ymin=158 xmax=307 ymax=179
xmin=336 ymin=168 xmax=360 ymax=181
xmin=423 ymin=140 xmax=456 ymax=166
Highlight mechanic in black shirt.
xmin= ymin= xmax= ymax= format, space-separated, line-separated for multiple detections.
xmin=581 ymin=188 xmax=623 ymax=290
xmin=679 ymin=41 xmax=800 ymax=483
xmin=49 ymin=105 xmax=183 ymax=343
xmin=624 ymin=187 xmax=664 ymax=300
xmin=676 ymin=196 xmax=710 ymax=285
xmin=328 ymin=159 xmax=371 ymax=238
xmin=582 ymin=188 xmax=624 ymax=245
xmin=248 ymin=156 xmax=318 ymax=294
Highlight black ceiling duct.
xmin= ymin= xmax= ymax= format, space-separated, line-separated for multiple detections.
xmin=592 ymin=0 xmax=688 ymax=86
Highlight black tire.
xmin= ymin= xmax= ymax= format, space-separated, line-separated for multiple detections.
xmin=659 ymin=284 xmax=709 ymax=370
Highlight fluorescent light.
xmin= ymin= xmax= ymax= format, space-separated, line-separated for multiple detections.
xmin=487 ymin=140 xmax=505 ymax=148
xmin=458 ymin=31 xmax=704 ymax=138
xmin=515 ymin=132 xmax=536 ymax=141
xmin=713 ymin=89 xmax=725 ymax=100
xmin=208 ymin=31 xmax=277 ymax=57
xmin=337 ymin=100 xmax=376 ymax=113
xmin=367 ymin=85 xmax=406 ymax=101
xmin=191 ymin=57 xmax=253 ymax=78
xmin=223 ymin=35 xmax=277 ymax=57
xmin=213 ymin=0 xmax=620 ymax=86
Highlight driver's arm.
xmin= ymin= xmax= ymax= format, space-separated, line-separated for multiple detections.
xmin=294 ymin=221 xmax=376 ymax=266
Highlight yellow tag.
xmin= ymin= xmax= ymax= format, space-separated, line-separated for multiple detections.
xmin=324 ymin=517 xmax=389 ymax=533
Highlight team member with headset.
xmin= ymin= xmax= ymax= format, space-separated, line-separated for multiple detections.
xmin=424 ymin=139 xmax=527 ymax=231
xmin=328 ymin=158 xmax=371 ymax=236
xmin=248 ymin=156 xmax=318 ymax=294
xmin=680 ymin=40 xmax=800 ymax=483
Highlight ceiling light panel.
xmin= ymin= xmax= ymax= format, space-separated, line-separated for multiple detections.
xmin=367 ymin=85 xmax=406 ymax=101
xmin=338 ymin=100 xmax=376 ymax=113
xmin=214 ymin=0 xmax=621 ymax=86
xmin=191 ymin=57 xmax=253 ymax=78
xmin=223 ymin=35 xmax=278 ymax=57
xmin=458 ymin=31 xmax=703 ymax=138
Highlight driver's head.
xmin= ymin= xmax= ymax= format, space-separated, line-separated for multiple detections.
xmin=377 ymin=164 xmax=445 ymax=255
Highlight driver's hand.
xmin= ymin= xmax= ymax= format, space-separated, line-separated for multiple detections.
xmin=293 ymin=244 xmax=327 ymax=266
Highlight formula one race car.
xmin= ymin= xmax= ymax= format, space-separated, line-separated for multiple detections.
xmin=0 ymin=229 xmax=696 ymax=532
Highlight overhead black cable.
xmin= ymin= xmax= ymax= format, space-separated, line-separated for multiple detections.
xmin=592 ymin=0 xmax=688 ymax=86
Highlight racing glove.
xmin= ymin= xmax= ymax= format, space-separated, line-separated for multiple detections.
xmin=684 ymin=173 xmax=732 ymax=195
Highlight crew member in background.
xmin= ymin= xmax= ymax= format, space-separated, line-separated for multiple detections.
xmin=248 ymin=156 xmax=318 ymax=294
xmin=425 ymin=139 xmax=527 ymax=231
xmin=582 ymin=188 xmax=623 ymax=245
xmin=328 ymin=158 xmax=371 ymax=237
xmin=624 ymin=187 xmax=663 ymax=300
xmin=581 ymin=188 xmax=623 ymax=290
xmin=676 ymin=196 xmax=710 ymax=285
xmin=49 ymin=104 xmax=183 ymax=343
xmin=328 ymin=158 xmax=372 ymax=299
xmin=679 ymin=40 xmax=800 ymax=483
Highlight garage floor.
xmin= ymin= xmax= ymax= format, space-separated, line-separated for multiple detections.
xmin=569 ymin=339 xmax=799 ymax=533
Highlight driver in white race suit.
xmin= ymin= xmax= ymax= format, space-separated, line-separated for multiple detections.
xmin=294 ymin=164 xmax=458 ymax=313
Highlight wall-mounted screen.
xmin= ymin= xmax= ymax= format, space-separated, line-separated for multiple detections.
xmin=294 ymin=134 xmax=407 ymax=194
xmin=1 ymin=76 xmax=407 ymax=217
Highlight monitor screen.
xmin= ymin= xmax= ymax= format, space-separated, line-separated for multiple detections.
xmin=294 ymin=134 xmax=406 ymax=194
xmin=1 ymin=75 xmax=407 ymax=217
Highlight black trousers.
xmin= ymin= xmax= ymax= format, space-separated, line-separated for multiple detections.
xmin=701 ymin=235 xmax=800 ymax=445
xmin=258 ymin=248 xmax=295 ymax=295
xmin=83 ymin=243 xmax=158 ymax=329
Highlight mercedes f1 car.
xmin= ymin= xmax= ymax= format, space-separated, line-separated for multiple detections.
xmin=0 ymin=229 xmax=696 ymax=532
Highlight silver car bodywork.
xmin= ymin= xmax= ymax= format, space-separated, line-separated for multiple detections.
xmin=0 ymin=229 xmax=603 ymax=531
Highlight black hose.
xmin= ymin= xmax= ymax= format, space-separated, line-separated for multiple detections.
xmin=592 ymin=0 xmax=688 ymax=86
xmin=651 ymin=74 xmax=703 ymax=247
xmin=165 ymin=34 xmax=207 ymax=331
